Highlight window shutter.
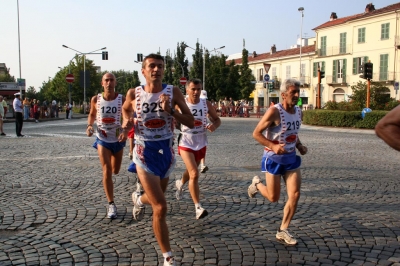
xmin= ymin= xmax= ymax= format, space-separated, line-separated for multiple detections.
xmin=353 ymin=58 xmax=357 ymax=75
xmin=333 ymin=60 xmax=337 ymax=83
xmin=313 ymin=63 xmax=317 ymax=77
xmin=322 ymin=61 xmax=325 ymax=72
xmin=343 ymin=59 xmax=347 ymax=82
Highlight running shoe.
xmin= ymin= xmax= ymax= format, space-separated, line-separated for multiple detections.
xmin=132 ymin=191 xmax=145 ymax=221
xmin=200 ymin=165 xmax=209 ymax=173
xmin=196 ymin=206 xmax=208 ymax=219
xmin=164 ymin=256 xmax=176 ymax=266
xmin=107 ymin=203 xmax=117 ymax=219
xmin=175 ymin=179 xmax=184 ymax=200
xmin=248 ymin=175 xmax=261 ymax=198
xmin=276 ymin=229 xmax=298 ymax=245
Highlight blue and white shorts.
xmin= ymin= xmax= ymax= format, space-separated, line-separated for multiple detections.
xmin=133 ymin=139 xmax=175 ymax=179
xmin=261 ymin=156 xmax=301 ymax=176
xmin=93 ymin=138 xmax=126 ymax=154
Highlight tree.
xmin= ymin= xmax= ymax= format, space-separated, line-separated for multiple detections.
xmin=188 ymin=42 xmax=203 ymax=81
xmin=0 ymin=67 xmax=16 ymax=82
xmin=25 ymin=86 xmax=37 ymax=100
xmin=238 ymin=48 xmax=255 ymax=100
xmin=348 ymin=81 xmax=395 ymax=110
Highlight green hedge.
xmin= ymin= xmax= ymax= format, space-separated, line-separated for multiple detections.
xmin=303 ymin=110 xmax=388 ymax=129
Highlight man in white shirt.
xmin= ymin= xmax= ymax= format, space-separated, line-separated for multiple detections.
xmin=13 ymin=93 xmax=24 ymax=137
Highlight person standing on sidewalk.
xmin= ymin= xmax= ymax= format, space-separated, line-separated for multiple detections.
xmin=121 ymin=53 xmax=194 ymax=266
xmin=175 ymin=80 xmax=221 ymax=219
xmin=2 ymin=97 xmax=8 ymax=120
xmin=86 ymin=72 xmax=126 ymax=219
xmin=23 ymin=97 xmax=30 ymax=120
xmin=375 ymin=105 xmax=400 ymax=151
xmin=247 ymin=78 xmax=308 ymax=246
xmin=13 ymin=93 xmax=24 ymax=137
xmin=0 ymin=96 xmax=5 ymax=136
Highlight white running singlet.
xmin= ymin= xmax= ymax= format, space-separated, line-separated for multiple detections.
xmin=134 ymin=85 xmax=175 ymax=142
xmin=96 ymin=93 xmax=123 ymax=143
xmin=179 ymin=98 xmax=208 ymax=151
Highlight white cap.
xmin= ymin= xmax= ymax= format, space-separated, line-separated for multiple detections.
xmin=200 ymin=90 xmax=207 ymax=99
xmin=14 ymin=92 xmax=21 ymax=96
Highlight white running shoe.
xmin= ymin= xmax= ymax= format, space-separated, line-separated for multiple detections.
xmin=175 ymin=179 xmax=184 ymax=200
xmin=107 ymin=203 xmax=117 ymax=219
xmin=200 ymin=165 xmax=209 ymax=173
xmin=276 ymin=229 xmax=298 ymax=245
xmin=248 ymin=175 xmax=261 ymax=198
xmin=132 ymin=191 xmax=145 ymax=220
xmin=195 ymin=206 xmax=208 ymax=219
xmin=164 ymin=256 xmax=176 ymax=266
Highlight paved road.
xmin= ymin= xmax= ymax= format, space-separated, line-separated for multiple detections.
xmin=0 ymin=117 xmax=399 ymax=265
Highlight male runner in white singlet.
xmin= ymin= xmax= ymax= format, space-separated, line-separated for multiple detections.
xmin=247 ymin=78 xmax=308 ymax=246
xmin=175 ymin=79 xmax=221 ymax=219
xmin=86 ymin=73 xmax=126 ymax=219
xmin=121 ymin=53 xmax=193 ymax=266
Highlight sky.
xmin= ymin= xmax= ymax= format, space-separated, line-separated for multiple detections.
xmin=1 ymin=0 xmax=398 ymax=91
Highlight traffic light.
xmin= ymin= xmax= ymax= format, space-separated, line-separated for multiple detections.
xmin=263 ymin=83 xmax=267 ymax=88
xmin=363 ymin=62 xmax=373 ymax=79
xmin=268 ymin=82 xmax=274 ymax=93
xmin=320 ymin=71 xmax=325 ymax=79
xmin=102 ymin=51 xmax=108 ymax=60
xmin=137 ymin=53 xmax=143 ymax=62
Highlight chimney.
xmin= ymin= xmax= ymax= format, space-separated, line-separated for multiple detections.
xmin=365 ymin=3 xmax=375 ymax=13
xmin=330 ymin=12 xmax=338 ymax=21
xmin=252 ymin=51 xmax=257 ymax=58
xmin=270 ymin=44 xmax=276 ymax=55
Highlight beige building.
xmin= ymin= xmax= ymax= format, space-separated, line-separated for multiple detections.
xmin=232 ymin=2 xmax=400 ymax=109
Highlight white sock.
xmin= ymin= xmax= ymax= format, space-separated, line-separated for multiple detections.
xmin=195 ymin=203 xmax=201 ymax=209
xmin=163 ymin=251 xmax=172 ymax=258
xmin=137 ymin=196 xmax=144 ymax=207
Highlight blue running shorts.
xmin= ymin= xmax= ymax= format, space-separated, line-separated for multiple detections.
xmin=261 ymin=155 xmax=301 ymax=176
xmin=133 ymin=139 xmax=176 ymax=179
xmin=93 ymin=138 xmax=126 ymax=154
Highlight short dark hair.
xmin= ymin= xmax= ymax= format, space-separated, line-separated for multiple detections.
xmin=185 ymin=78 xmax=202 ymax=89
xmin=142 ymin=53 xmax=164 ymax=68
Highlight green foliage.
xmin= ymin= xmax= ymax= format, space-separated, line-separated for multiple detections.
xmin=303 ymin=109 xmax=389 ymax=129
xmin=238 ymin=49 xmax=255 ymax=100
xmin=347 ymin=81 xmax=394 ymax=110
xmin=0 ymin=67 xmax=16 ymax=82
xmin=25 ymin=86 xmax=38 ymax=100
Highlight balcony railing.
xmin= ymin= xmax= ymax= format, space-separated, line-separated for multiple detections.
xmin=372 ymin=71 xmax=395 ymax=82
xmin=317 ymin=44 xmax=352 ymax=57
xmin=292 ymin=76 xmax=311 ymax=86
xmin=326 ymin=75 xmax=347 ymax=84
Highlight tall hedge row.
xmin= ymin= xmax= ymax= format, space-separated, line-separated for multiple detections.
xmin=302 ymin=110 xmax=388 ymax=129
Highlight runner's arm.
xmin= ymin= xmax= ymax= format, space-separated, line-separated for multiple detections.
xmin=253 ymin=107 xmax=286 ymax=155
xmin=375 ymin=105 xmax=400 ymax=151
xmin=122 ymin=89 xmax=135 ymax=130
xmin=86 ymin=96 xmax=97 ymax=136
xmin=171 ymin=86 xmax=194 ymax=128
xmin=206 ymin=100 xmax=221 ymax=132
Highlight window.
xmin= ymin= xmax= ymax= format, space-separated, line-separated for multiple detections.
xmin=379 ymin=54 xmax=388 ymax=81
xmin=333 ymin=88 xmax=345 ymax=102
xmin=320 ymin=36 xmax=327 ymax=56
xmin=271 ymin=67 xmax=276 ymax=79
xmin=358 ymin=28 xmax=365 ymax=43
xmin=313 ymin=62 xmax=325 ymax=77
xmin=381 ymin=23 xmax=389 ymax=40
xmin=257 ymin=68 xmax=264 ymax=81
xmin=286 ymin=66 xmax=291 ymax=79
xmin=300 ymin=63 xmax=306 ymax=77
xmin=333 ymin=59 xmax=347 ymax=83
xmin=352 ymin=56 xmax=368 ymax=74
xmin=340 ymin=33 xmax=347 ymax=54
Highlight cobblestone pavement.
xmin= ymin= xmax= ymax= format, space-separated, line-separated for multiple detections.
xmin=0 ymin=117 xmax=399 ymax=265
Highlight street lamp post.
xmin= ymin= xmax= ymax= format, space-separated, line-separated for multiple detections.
xmin=183 ymin=44 xmax=225 ymax=91
xmin=62 ymin=45 xmax=106 ymax=114
xmin=298 ymin=7 xmax=304 ymax=84
xmin=17 ymin=0 xmax=22 ymax=96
